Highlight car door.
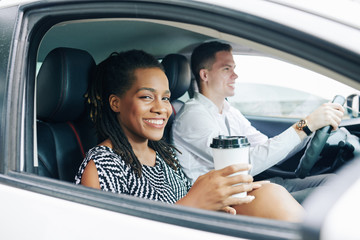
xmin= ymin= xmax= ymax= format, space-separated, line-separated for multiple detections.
xmin=0 ymin=4 xmax=19 ymax=174
xmin=0 ymin=1 xmax=303 ymax=239
xmin=1 ymin=0 xmax=360 ymax=239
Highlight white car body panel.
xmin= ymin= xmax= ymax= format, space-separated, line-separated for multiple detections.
xmin=196 ymin=0 xmax=360 ymax=54
xmin=0 ymin=183 xmax=242 ymax=240
xmin=321 ymin=179 xmax=360 ymax=240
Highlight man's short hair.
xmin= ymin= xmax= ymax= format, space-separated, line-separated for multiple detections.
xmin=191 ymin=41 xmax=232 ymax=90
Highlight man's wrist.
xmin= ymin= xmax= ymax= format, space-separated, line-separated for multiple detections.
xmin=296 ymin=119 xmax=312 ymax=136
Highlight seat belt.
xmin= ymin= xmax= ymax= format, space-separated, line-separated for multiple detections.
xmin=225 ymin=116 xmax=231 ymax=136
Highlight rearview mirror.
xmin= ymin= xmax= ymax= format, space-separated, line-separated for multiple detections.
xmin=346 ymin=94 xmax=360 ymax=118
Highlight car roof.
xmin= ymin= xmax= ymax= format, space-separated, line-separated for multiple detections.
xmin=4 ymin=0 xmax=360 ymax=29
xmin=6 ymin=0 xmax=360 ymax=76
xmin=0 ymin=0 xmax=38 ymax=8
xmin=195 ymin=0 xmax=360 ymax=29
xmin=268 ymin=0 xmax=360 ymax=29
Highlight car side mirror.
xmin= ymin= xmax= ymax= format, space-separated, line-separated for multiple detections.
xmin=346 ymin=94 xmax=360 ymax=118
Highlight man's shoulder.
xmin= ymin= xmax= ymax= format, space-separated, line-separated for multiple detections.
xmin=176 ymin=97 xmax=209 ymax=119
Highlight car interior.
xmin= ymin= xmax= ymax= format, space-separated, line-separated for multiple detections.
xmin=35 ymin=45 xmax=193 ymax=182
xmin=36 ymin=47 xmax=97 ymax=181
xmin=35 ymin=19 xmax=219 ymax=182
xmin=34 ymin=18 xmax=360 ymax=185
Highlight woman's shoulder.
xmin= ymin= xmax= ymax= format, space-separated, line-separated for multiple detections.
xmin=85 ymin=145 xmax=126 ymax=168
xmin=86 ymin=145 xmax=114 ymax=158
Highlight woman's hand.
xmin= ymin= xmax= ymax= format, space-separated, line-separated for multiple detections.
xmin=176 ymin=163 xmax=256 ymax=211
xmin=305 ymin=102 xmax=344 ymax=132
xmin=220 ymin=180 xmax=270 ymax=215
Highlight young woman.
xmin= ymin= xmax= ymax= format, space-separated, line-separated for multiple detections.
xmin=75 ymin=50 xmax=303 ymax=221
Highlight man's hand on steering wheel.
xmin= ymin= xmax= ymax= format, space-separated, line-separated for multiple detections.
xmin=293 ymin=96 xmax=345 ymax=178
xmin=304 ymin=102 xmax=344 ymax=134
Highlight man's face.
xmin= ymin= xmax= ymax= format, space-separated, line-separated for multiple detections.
xmin=205 ymin=50 xmax=238 ymax=99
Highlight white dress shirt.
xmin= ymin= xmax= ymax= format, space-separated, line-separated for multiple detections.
xmin=171 ymin=92 xmax=302 ymax=183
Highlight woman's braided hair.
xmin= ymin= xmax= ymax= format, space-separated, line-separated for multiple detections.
xmin=86 ymin=50 xmax=179 ymax=176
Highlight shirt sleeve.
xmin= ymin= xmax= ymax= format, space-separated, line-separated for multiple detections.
xmin=172 ymin=98 xmax=303 ymax=180
xmin=229 ymin=107 xmax=302 ymax=176
xmin=229 ymin=108 xmax=268 ymax=146
xmin=249 ymin=126 xmax=302 ymax=176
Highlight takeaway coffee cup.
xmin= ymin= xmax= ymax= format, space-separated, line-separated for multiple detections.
xmin=210 ymin=135 xmax=250 ymax=198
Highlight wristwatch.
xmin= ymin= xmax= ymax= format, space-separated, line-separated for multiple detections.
xmin=296 ymin=119 xmax=312 ymax=136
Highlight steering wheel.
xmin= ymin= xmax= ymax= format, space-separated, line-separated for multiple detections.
xmin=295 ymin=95 xmax=346 ymax=178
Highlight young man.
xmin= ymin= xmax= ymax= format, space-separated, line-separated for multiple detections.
xmin=171 ymin=41 xmax=344 ymax=203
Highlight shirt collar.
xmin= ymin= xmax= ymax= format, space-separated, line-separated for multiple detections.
xmin=194 ymin=92 xmax=230 ymax=114
xmin=223 ymin=99 xmax=231 ymax=113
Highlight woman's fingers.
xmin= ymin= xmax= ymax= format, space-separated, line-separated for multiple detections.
xmin=230 ymin=183 xmax=253 ymax=195
xmin=216 ymin=164 xmax=255 ymax=197
xmin=218 ymin=163 xmax=251 ymax=177
xmin=183 ymin=164 xmax=257 ymax=211
xmin=221 ymin=206 xmax=237 ymax=215
xmin=225 ymin=195 xmax=255 ymax=206
xmin=220 ymin=181 xmax=271 ymax=212
xmin=226 ymin=173 xmax=253 ymax=186
xmin=252 ymin=180 xmax=271 ymax=189
xmin=226 ymin=180 xmax=271 ymax=202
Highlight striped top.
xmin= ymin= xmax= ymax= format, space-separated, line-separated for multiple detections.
xmin=75 ymin=146 xmax=192 ymax=203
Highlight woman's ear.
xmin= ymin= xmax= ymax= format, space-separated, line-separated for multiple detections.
xmin=109 ymin=94 xmax=121 ymax=113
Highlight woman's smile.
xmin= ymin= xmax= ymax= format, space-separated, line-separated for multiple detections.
xmin=144 ymin=118 xmax=166 ymax=128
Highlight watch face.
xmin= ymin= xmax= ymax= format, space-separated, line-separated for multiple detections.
xmin=297 ymin=119 xmax=306 ymax=129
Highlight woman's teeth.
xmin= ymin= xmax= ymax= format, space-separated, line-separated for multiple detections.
xmin=145 ymin=119 xmax=164 ymax=125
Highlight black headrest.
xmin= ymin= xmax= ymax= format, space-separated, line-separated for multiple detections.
xmin=162 ymin=54 xmax=191 ymax=101
xmin=37 ymin=47 xmax=95 ymax=122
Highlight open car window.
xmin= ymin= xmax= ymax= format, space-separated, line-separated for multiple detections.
xmin=229 ymin=55 xmax=360 ymax=118
xmin=30 ymin=14 xmax=304 ymax=239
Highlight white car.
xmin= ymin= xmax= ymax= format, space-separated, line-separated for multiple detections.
xmin=1 ymin=0 xmax=360 ymax=239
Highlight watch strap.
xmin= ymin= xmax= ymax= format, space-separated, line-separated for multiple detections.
xmin=303 ymin=125 xmax=312 ymax=136
xmin=296 ymin=119 xmax=312 ymax=136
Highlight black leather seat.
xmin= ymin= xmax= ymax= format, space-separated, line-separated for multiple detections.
xmin=36 ymin=47 xmax=97 ymax=182
xmin=162 ymin=54 xmax=191 ymax=142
